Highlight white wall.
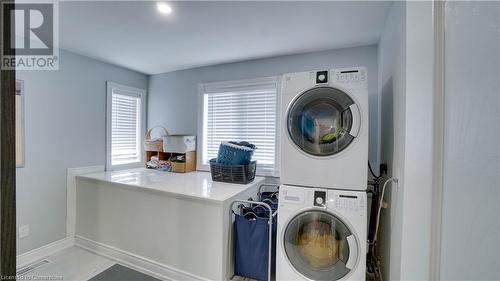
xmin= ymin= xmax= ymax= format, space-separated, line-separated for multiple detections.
xmin=16 ymin=50 xmax=148 ymax=254
xmin=399 ymin=2 xmax=435 ymax=279
xmin=440 ymin=2 xmax=500 ymax=280
xmin=148 ymin=46 xmax=380 ymax=168
xmin=378 ymin=2 xmax=436 ymax=280
xmin=377 ymin=2 xmax=405 ymax=280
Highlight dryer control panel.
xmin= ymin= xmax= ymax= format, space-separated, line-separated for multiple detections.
xmin=331 ymin=67 xmax=368 ymax=89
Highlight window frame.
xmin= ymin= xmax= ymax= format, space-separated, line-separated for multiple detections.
xmin=197 ymin=76 xmax=281 ymax=177
xmin=106 ymin=81 xmax=147 ymax=171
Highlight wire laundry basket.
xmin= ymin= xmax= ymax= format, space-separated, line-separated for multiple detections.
xmin=230 ymin=184 xmax=279 ymax=281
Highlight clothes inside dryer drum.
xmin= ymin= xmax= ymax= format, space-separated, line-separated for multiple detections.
xmin=288 ymin=87 xmax=356 ymax=157
xmin=283 ymin=210 xmax=353 ymax=281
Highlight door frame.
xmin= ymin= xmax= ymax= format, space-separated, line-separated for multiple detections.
xmin=0 ymin=0 xmax=17 ymax=277
xmin=429 ymin=0 xmax=446 ymax=280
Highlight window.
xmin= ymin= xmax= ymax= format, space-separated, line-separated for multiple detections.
xmin=198 ymin=77 xmax=279 ymax=176
xmin=106 ymin=82 xmax=146 ymax=170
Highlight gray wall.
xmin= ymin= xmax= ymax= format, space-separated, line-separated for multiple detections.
xmin=16 ymin=50 xmax=148 ymax=254
xmin=440 ymin=2 xmax=500 ymax=279
xmin=377 ymin=2 xmax=405 ymax=280
xmin=148 ymin=45 xmax=380 ymax=167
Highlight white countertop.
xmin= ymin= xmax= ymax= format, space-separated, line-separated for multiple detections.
xmin=76 ymin=168 xmax=265 ymax=203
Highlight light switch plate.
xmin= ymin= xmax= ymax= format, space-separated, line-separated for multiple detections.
xmin=19 ymin=225 xmax=30 ymax=239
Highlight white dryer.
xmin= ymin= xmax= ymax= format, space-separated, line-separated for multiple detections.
xmin=280 ymin=68 xmax=368 ymax=190
xmin=276 ymin=185 xmax=367 ymax=281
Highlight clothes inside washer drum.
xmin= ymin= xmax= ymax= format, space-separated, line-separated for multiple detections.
xmin=283 ymin=210 xmax=352 ymax=280
xmin=297 ymin=220 xmax=340 ymax=269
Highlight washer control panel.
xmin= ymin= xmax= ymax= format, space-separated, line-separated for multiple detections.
xmin=330 ymin=191 xmax=366 ymax=215
xmin=281 ymin=187 xmax=305 ymax=205
xmin=331 ymin=67 xmax=368 ymax=89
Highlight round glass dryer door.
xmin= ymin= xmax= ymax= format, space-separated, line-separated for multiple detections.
xmin=287 ymin=87 xmax=361 ymax=156
xmin=283 ymin=210 xmax=359 ymax=281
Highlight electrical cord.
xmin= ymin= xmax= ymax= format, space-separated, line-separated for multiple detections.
xmin=368 ymin=161 xmax=382 ymax=180
xmin=367 ymin=177 xmax=398 ymax=281
xmin=373 ymin=177 xmax=398 ymax=246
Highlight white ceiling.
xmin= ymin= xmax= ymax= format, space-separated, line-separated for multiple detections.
xmin=59 ymin=1 xmax=392 ymax=75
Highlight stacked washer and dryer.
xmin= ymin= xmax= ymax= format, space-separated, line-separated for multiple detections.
xmin=277 ymin=68 xmax=369 ymax=281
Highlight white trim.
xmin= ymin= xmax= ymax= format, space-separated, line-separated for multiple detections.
xmin=74 ymin=235 xmax=210 ymax=281
xmin=66 ymin=165 xmax=105 ymax=237
xmin=429 ymin=1 xmax=445 ymax=279
xmin=401 ymin=2 xmax=435 ymax=278
xmin=197 ymin=83 xmax=207 ymax=171
xmin=106 ymin=81 xmax=147 ymax=171
xmin=17 ymin=237 xmax=74 ymax=269
xmin=201 ymin=76 xmax=278 ymax=94
xmin=197 ymin=76 xmax=280 ymax=177
xmin=274 ymin=75 xmax=282 ymax=177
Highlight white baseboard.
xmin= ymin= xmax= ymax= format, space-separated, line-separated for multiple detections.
xmin=74 ymin=235 xmax=210 ymax=281
xmin=67 ymin=165 xmax=105 ymax=237
xmin=17 ymin=236 xmax=75 ymax=269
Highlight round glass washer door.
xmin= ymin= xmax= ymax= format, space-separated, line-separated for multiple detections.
xmin=287 ymin=87 xmax=361 ymax=157
xmin=283 ymin=210 xmax=359 ymax=281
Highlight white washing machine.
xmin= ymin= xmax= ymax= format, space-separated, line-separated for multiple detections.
xmin=276 ymin=185 xmax=367 ymax=281
xmin=280 ymin=68 xmax=368 ymax=190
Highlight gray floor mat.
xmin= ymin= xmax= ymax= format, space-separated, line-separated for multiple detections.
xmin=88 ymin=264 xmax=161 ymax=281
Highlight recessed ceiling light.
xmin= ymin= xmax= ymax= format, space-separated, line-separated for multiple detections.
xmin=157 ymin=2 xmax=172 ymax=15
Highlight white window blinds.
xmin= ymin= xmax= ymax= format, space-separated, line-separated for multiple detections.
xmin=107 ymin=82 xmax=145 ymax=169
xmin=200 ymin=77 xmax=278 ymax=175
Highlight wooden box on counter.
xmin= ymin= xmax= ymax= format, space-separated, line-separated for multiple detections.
xmin=145 ymin=151 xmax=196 ymax=173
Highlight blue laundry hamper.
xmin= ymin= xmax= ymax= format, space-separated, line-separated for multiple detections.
xmin=234 ymin=212 xmax=277 ymax=281
xmin=259 ymin=192 xmax=279 ymax=211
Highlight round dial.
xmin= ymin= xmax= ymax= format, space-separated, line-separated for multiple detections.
xmin=315 ymin=197 xmax=324 ymax=205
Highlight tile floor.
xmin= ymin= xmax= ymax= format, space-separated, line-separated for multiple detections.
xmin=88 ymin=264 xmax=161 ymax=281
xmin=18 ymin=247 xmax=115 ymax=281
xmin=17 ymin=246 xmax=257 ymax=281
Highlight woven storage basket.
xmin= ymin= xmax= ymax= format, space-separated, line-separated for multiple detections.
xmin=210 ymin=158 xmax=256 ymax=184
xmin=143 ymin=126 xmax=169 ymax=152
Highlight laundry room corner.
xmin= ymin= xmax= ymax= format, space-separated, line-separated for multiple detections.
xmin=4 ymin=1 xmax=498 ymax=281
